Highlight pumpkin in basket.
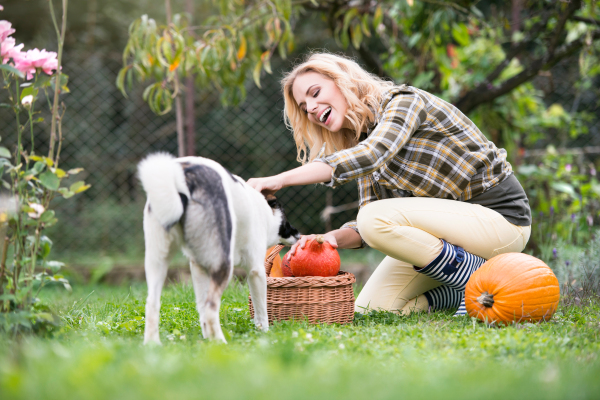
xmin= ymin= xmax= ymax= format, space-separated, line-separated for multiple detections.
xmin=290 ymin=235 xmax=340 ymax=277
xmin=267 ymin=246 xmax=284 ymax=277
xmin=281 ymin=251 xmax=293 ymax=277
xmin=465 ymin=253 xmax=560 ymax=325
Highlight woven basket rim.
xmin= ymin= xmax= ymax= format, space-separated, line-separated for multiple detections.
xmin=266 ymin=270 xmax=355 ymax=287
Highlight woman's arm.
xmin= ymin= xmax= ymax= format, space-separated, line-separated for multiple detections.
xmin=247 ymin=161 xmax=333 ymax=195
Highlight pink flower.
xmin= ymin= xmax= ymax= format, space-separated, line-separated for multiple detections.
xmin=1 ymin=36 xmax=23 ymax=63
xmin=13 ymin=48 xmax=58 ymax=80
xmin=0 ymin=20 xmax=14 ymax=42
xmin=565 ymin=164 xmax=572 ymax=172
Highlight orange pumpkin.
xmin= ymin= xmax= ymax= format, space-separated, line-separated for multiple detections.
xmin=281 ymin=251 xmax=293 ymax=277
xmin=289 ymin=235 xmax=340 ymax=277
xmin=266 ymin=246 xmax=284 ymax=277
xmin=465 ymin=253 xmax=560 ymax=325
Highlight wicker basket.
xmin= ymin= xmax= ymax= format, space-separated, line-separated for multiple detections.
xmin=248 ymin=244 xmax=356 ymax=325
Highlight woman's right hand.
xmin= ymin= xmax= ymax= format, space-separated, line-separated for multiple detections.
xmin=289 ymin=233 xmax=338 ymax=256
xmin=247 ymin=175 xmax=285 ymax=196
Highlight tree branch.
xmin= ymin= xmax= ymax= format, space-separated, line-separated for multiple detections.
xmin=547 ymin=0 xmax=581 ymax=56
xmin=571 ymin=15 xmax=600 ymax=26
xmin=455 ymin=29 xmax=600 ymax=113
xmin=484 ymin=9 xmax=552 ymax=83
xmin=357 ymin=43 xmax=392 ymax=80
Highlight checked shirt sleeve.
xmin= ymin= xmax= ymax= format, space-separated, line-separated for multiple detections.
xmin=315 ymin=91 xmax=427 ymax=188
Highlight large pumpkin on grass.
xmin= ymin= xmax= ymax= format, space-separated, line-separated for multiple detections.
xmin=465 ymin=253 xmax=560 ymax=325
xmin=290 ymin=235 xmax=340 ymax=277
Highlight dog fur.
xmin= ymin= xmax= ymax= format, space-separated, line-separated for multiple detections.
xmin=138 ymin=153 xmax=299 ymax=344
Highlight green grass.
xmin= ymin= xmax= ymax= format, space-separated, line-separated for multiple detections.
xmin=1 ymin=281 xmax=600 ymax=400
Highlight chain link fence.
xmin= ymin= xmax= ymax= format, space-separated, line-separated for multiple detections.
xmin=1 ymin=50 xmax=598 ymax=259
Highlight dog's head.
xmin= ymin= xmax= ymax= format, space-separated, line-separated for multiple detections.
xmin=265 ymin=195 xmax=300 ymax=246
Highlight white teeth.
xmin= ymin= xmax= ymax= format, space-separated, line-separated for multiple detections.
xmin=320 ymin=107 xmax=332 ymax=123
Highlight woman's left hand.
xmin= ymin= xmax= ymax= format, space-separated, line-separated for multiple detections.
xmin=247 ymin=175 xmax=284 ymax=196
xmin=289 ymin=233 xmax=338 ymax=256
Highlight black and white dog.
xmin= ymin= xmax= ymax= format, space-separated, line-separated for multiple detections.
xmin=138 ymin=153 xmax=300 ymax=344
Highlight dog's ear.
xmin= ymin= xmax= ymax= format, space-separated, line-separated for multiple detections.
xmin=265 ymin=194 xmax=279 ymax=209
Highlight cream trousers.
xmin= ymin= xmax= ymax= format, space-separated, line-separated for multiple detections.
xmin=354 ymin=197 xmax=531 ymax=314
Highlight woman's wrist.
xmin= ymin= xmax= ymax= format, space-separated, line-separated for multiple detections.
xmin=329 ymin=228 xmax=362 ymax=249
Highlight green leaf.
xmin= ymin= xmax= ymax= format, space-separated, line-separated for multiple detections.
xmin=551 ymin=182 xmax=578 ymax=199
xmin=46 ymin=260 xmax=65 ymax=272
xmin=67 ymin=168 xmax=84 ymax=175
xmin=54 ymin=168 xmax=66 ymax=178
xmin=58 ymin=188 xmax=74 ymax=199
xmin=39 ymin=170 xmax=60 ymax=191
xmin=69 ymin=181 xmax=87 ymax=193
xmin=408 ymin=32 xmax=422 ymax=48
xmin=343 ymin=8 xmax=358 ymax=35
xmin=33 ymin=74 xmax=52 ymax=89
xmin=30 ymin=161 xmax=45 ymax=176
xmin=20 ymin=87 xmax=39 ymax=102
xmin=39 ymin=210 xmax=56 ymax=223
xmin=373 ymin=5 xmax=383 ymax=30
xmin=0 ymin=64 xmax=25 ymax=79
xmin=352 ymin=23 xmax=363 ymax=49
xmin=0 ymin=147 xmax=11 ymax=159
xmin=253 ymin=60 xmax=262 ymax=88
xmin=451 ymin=23 xmax=470 ymax=47
xmin=50 ymin=73 xmax=70 ymax=94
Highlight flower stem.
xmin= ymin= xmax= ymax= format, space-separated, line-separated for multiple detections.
xmin=47 ymin=0 xmax=68 ymax=160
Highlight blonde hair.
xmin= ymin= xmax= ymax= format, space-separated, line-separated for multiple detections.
xmin=281 ymin=53 xmax=394 ymax=164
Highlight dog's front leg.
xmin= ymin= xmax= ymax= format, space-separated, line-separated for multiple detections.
xmin=247 ymin=263 xmax=269 ymax=332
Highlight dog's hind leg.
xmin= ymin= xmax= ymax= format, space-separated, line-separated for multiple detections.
xmin=247 ymin=257 xmax=269 ymax=332
xmin=143 ymin=203 xmax=175 ymax=345
xmin=199 ymin=266 xmax=231 ymax=343
xmin=189 ymin=260 xmax=210 ymax=337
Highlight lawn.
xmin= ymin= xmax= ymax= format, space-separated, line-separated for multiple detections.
xmin=1 ymin=277 xmax=599 ymax=400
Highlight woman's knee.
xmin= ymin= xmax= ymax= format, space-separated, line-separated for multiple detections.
xmin=357 ymin=201 xmax=411 ymax=245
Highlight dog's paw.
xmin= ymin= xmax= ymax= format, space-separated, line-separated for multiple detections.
xmin=255 ymin=321 xmax=269 ymax=332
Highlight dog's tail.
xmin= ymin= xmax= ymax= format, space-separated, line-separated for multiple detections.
xmin=138 ymin=153 xmax=190 ymax=229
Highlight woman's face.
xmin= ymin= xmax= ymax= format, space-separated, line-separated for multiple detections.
xmin=292 ymin=71 xmax=349 ymax=133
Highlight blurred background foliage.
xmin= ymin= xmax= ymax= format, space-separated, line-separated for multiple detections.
xmin=0 ymin=0 xmax=599 ymax=265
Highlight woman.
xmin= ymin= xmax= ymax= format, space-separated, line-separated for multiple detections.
xmin=248 ymin=53 xmax=531 ymax=316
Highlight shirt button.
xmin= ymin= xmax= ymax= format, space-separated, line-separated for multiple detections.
xmin=373 ymin=173 xmax=379 ymax=181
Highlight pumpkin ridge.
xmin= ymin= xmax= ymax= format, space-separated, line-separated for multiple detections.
xmin=478 ymin=264 xmax=554 ymax=290
xmin=494 ymin=302 xmax=553 ymax=311
xmin=494 ymin=284 xmax=560 ymax=299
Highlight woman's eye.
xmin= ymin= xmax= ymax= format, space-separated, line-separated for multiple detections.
xmin=313 ymin=89 xmax=320 ymax=98
xmin=302 ymin=108 xmax=307 ymax=114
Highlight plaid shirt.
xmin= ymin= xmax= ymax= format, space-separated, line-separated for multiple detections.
xmin=314 ymin=85 xmax=512 ymax=245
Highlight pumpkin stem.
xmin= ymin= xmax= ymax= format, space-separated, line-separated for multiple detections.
xmin=477 ymin=292 xmax=494 ymax=308
xmin=315 ymin=235 xmax=324 ymax=244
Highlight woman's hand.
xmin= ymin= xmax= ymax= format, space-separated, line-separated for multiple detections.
xmin=289 ymin=233 xmax=338 ymax=256
xmin=247 ymin=175 xmax=285 ymax=196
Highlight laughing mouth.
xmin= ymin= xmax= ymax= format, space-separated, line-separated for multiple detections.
xmin=319 ymin=107 xmax=332 ymax=123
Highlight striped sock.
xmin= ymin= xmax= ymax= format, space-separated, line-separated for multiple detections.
xmin=416 ymin=239 xmax=486 ymax=292
xmin=454 ymin=298 xmax=467 ymax=316
xmin=423 ymin=285 xmax=463 ymax=311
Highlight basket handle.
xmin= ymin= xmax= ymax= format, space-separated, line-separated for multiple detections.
xmin=264 ymin=244 xmax=285 ymax=276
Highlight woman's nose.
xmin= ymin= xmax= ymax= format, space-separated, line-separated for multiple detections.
xmin=306 ymin=100 xmax=318 ymax=114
